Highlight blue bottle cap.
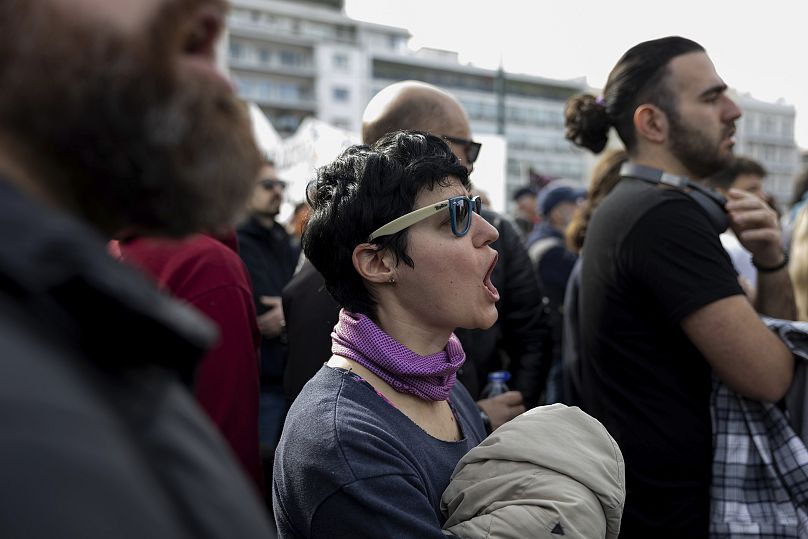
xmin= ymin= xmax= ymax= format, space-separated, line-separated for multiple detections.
xmin=487 ymin=370 xmax=511 ymax=382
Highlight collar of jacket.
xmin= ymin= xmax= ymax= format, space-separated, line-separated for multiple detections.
xmin=0 ymin=178 xmax=215 ymax=384
xmin=238 ymin=213 xmax=286 ymax=240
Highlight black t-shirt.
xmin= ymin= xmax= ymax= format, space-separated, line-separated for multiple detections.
xmin=577 ymin=179 xmax=743 ymax=537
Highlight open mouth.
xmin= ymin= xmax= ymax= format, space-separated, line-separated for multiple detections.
xmin=483 ymin=252 xmax=500 ymax=302
xmin=179 ymin=5 xmax=233 ymax=89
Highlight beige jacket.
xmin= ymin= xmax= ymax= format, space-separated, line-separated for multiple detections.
xmin=441 ymin=404 xmax=625 ymax=539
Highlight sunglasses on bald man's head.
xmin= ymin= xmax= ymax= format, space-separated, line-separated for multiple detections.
xmin=442 ymin=135 xmax=482 ymax=165
xmin=368 ymin=195 xmax=482 ymax=241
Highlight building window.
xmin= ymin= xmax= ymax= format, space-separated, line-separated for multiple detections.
xmin=279 ymin=83 xmax=299 ymax=100
xmin=258 ymin=48 xmax=271 ymax=64
xmin=229 ymin=41 xmax=243 ymax=60
xmin=332 ymin=87 xmax=350 ymax=102
xmin=232 ymin=76 xmax=249 ymax=95
xmin=280 ymin=50 xmax=302 ymax=67
xmin=781 ymin=118 xmax=793 ymax=137
xmin=333 ymin=53 xmax=349 ymax=70
xmin=257 ymin=81 xmax=272 ymax=99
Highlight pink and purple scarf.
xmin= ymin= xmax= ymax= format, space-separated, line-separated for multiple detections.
xmin=331 ymin=309 xmax=465 ymax=401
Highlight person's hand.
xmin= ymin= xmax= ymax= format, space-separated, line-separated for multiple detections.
xmin=726 ymin=188 xmax=785 ymax=268
xmin=257 ymin=296 xmax=285 ymax=339
xmin=477 ymin=391 xmax=526 ymax=431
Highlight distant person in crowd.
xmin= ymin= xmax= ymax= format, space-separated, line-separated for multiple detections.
xmin=789 ymin=201 xmax=808 ymax=321
xmin=563 ymin=150 xmax=628 ymax=404
xmin=565 ymin=149 xmax=629 ymax=255
xmin=706 ymin=156 xmax=771 ymax=295
xmin=525 ymin=180 xmax=586 ymax=404
xmin=783 ymin=167 xmax=808 ymax=250
xmin=512 ymin=185 xmax=540 ymax=240
xmin=0 ymin=0 xmax=274 ymax=536
xmin=526 ymin=181 xmax=585 ymax=250
xmin=283 ymin=80 xmax=551 ymax=422
xmin=273 ymin=131 xmax=493 ymax=538
xmin=470 ymin=187 xmax=492 ymax=208
xmin=564 ymin=36 xmax=795 ymax=537
xmin=114 ymin=231 xmax=264 ymax=495
xmin=286 ymin=200 xmax=311 ymax=255
xmin=237 ymin=159 xmax=298 ymax=473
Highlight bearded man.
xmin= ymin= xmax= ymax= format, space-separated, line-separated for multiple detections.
xmin=0 ymin=0 xmax=274 ymax=536
xmin=564 ymin=36 xmax=795 ymax=537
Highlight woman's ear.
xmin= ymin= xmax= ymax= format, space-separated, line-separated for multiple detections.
xmin=353 ymin=243 xmax=396 ymax=284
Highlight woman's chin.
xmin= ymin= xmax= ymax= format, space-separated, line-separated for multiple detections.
xmin=480 ymin=313 xmax=499 ymax=330
xmin=463 ymin=310 xmax=499 ymax=331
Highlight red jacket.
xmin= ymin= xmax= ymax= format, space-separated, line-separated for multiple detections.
xmin=114 ymin=233 xmax=264 ymax=495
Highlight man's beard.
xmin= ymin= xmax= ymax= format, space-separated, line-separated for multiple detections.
xmin=259 ymin=198 xmax=282 ymax=220
xmin=0 ymin=0 xmax=261 ymax=236
xmin=667 ymin=107 xmax=735 ymax=180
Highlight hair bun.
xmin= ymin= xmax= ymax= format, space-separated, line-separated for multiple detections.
xmin=564 ymin=94 xmax=611 ymax=154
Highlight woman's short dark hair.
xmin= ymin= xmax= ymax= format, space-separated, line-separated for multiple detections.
xmin=303 ymin=130 xmax=470 ymax=319
xmin=565 ymin=36 xmax=705 ymax=154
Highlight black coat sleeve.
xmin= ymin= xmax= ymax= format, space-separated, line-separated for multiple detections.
xmin=489 ymin=213 xmax=553 ymax=407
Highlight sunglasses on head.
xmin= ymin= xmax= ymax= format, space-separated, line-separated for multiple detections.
xmin=260 ymin=178 xmax=286 ymax=191
xmin=368 ymin=195 xmax=482 ymax=241
xmin=442 ymin=135 xmax=482 ymax=165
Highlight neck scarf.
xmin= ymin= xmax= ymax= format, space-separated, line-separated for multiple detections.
xmin=331 ymin=309 xmax=465 ymax=401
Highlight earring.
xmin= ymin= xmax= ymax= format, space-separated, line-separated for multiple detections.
xmin=388 ymin=277 xmax=396 ymax=284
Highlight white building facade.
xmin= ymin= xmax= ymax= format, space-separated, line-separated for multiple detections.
xmin=731 ymin=91 xmax=801 ymax=207
xmin=227 ymin=0 xmax=800 ymax=208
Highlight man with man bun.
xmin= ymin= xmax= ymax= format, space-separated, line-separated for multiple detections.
xmin=564 ymin=36 xmax=795 ymax=537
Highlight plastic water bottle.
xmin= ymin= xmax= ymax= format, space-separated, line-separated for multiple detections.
xmin=480 ymin=370 xmax=511 ymax=398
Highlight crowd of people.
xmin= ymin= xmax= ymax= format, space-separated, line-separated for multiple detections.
xmin=4 ymin=1 xmax=808 ymax=538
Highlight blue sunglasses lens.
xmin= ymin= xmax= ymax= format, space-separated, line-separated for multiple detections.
xmin=450 ymin=197 xmax=481 ymax=236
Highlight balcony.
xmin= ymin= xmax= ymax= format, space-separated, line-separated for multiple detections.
xmin=229 ymin=57 xmax=317 ymax=78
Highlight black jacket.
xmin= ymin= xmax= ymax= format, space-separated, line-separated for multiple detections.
xmin=237 ymin=215 xmax=298 ymax=384
xmin=0 ymin=180 xmax=273 ymax=538
xmin=455 ymin=208 xmax=552 ymax=404
xmin=282 ymin=209 xmax=551 ymax=405
xmin=281 ymin=259 xmax=339 ymax=402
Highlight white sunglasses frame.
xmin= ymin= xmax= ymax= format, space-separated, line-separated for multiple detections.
xmin=367 ymin=196 xmax=481 ymax=241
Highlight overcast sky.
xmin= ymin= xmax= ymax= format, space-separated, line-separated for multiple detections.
xmin=345 ymin=0 xmax=807 ymax=150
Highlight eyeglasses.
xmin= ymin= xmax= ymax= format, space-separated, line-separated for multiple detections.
xmin=442 ymin=135 xmax=482 ymax=165
xmin=259 ymin=178 xmax=286 ymax=191
xmin=368 ymin=195 xmax=482 ymax=241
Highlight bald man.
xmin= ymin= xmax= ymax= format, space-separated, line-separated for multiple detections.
xmin=283 ymin=81 xmax=552 ymax=430
xmin=361 ymin=81 xmax=481 ymax=172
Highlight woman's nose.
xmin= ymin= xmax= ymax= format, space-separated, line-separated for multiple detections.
xmin=471 ymin=211 xmax=498 ymax=247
